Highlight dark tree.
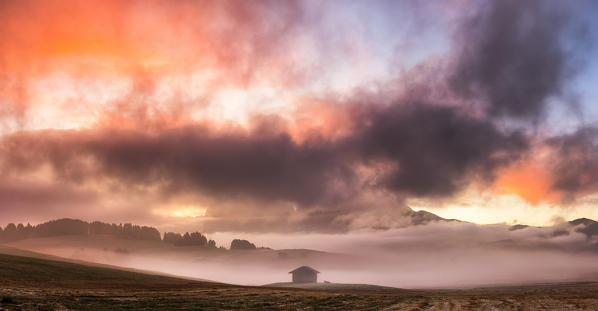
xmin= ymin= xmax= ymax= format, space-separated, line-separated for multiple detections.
xmin=163 ymin=231 xmax=216 ymax=248
xmin=230 ymin=239 xmax=257 ymax=250
xmin=163 ymin=232 xmax=183 ymax=244
xmin=33 ymin=219 xmax=89 ymax=237
xmin=0 ymin=219 xmax=162 ymax=242
xmin=3 ymin=223 xmax=18 ymax=241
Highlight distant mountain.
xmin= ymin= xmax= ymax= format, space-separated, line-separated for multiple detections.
xmin=569 ymin=218 xmax=598 ymax=238
xmin=508 ymin=217 xmax=598 ymax=238
xmin=569 ymin=218 xmax=596 ymax=226
xmin=407 ymin=210 xmax=445 ymax=225
xmin=508 ymin=224 xmax=530 ymax=231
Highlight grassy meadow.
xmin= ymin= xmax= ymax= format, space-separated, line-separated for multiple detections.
xmin=2 ymin=246 xmax=598 ymax=310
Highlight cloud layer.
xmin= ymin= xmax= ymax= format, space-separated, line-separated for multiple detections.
xmin=0 ymin=0 xmax=596 ymax=232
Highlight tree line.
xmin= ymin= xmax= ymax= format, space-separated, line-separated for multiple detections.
xmin=0 ymin=218 xmax=258 ymax=250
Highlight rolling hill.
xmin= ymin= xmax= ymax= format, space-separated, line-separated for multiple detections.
xmin=0 ymin=245 xmax=215 ymax=288
xmin=2 ymin=245 xmax=598 ymax=310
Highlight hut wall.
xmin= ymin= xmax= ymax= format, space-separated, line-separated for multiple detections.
xmin=292 ymin=271 xmax=317 ymax=283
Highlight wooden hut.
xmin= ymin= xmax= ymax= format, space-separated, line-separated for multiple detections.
xmin=289 ymin=266 xmax=319 ymax=283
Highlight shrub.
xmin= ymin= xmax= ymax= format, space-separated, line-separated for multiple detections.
xmin=230 ymin=239 xmax=256 ymax=250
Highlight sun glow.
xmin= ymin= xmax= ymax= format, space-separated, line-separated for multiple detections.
xmin=154 ymin=206 xmax=207 ymax=218
xmin=493 ymin=161 xmax=563 ymax=206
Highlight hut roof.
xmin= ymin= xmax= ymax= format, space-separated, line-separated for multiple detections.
xmin=289 ymin=266 xmax=320 ymax=274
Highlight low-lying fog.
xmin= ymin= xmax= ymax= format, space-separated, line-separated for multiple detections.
xmin=8 ymin=221 xmax=598 ymax=289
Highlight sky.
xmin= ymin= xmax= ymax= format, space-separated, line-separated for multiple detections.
xmin=1 ymin=0 xmax=598 ymax=233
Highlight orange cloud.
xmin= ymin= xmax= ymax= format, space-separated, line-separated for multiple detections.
xmin=291 ymin=99 xmax=355 ymax=142
xmin=0 ymin=0 xmax=314 ymax=133
xmin=493 ymin=161 xmax=563 ymax=206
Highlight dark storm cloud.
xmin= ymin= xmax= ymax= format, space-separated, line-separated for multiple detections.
xmin=350 ymin=103 xmax=527 ymax=197
xmin=0 ymin=123 xmax=354 ymax=206
xmin=546 ymin=127 xmax=598 ymax=202
xmin=0 ymin=101 xmax=528 ymax=207
xmin=450 ymin=0 xmax=584 ymax=119
xmin=0 ymin=179 xmax=100 ymax=223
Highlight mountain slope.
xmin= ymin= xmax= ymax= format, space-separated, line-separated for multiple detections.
xmin=0 ymin=245 xmax=215 ymax=288
xmin=570 ymin=218 xmax=598 ymax=238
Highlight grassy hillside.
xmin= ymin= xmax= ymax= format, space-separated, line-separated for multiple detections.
xmin=0 ymin=246 xmax=408 ymax=310
xmin=0 ymin=246 xmax=210 ymax=289
xmin=2 ymin=245 xmax=598 ymax=310
xmin=264 ymin=282 xmax=402 ymax=292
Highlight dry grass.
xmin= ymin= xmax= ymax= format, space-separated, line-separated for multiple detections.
xmin=3 ymin=281 xmax=598 ymax=310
